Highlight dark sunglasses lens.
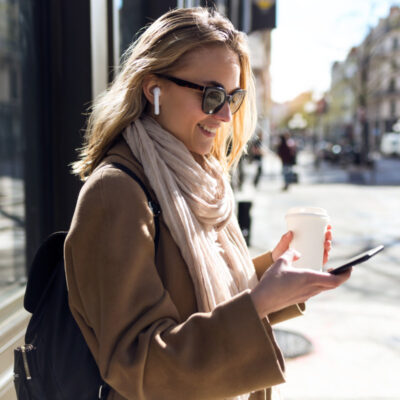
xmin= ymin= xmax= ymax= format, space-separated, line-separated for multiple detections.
xmin=229 ymin=90 xmax=246 ymax=114
xmin=203 ymin=88 xmax=226 ymax=114
xmin=203 ymin=88 xmax=246 ymax=115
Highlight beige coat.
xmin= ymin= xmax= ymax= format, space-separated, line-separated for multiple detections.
xmin=64 ymin=138 xmax=305 ymax=400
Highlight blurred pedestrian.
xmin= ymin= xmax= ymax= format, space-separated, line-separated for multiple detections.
xmin=250 ymin=130 xmax=264 ymax=187
xmin=277 ymin=133 xmax=297 ymax=191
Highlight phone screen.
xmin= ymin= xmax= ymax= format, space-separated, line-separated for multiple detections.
xmin=329 ymin=245 xmax=384 ymax=275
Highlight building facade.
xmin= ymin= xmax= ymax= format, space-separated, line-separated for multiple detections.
xmin=365 ymin=6 xmax=400 ymax=146
xmin=326 ymin=6 xmax=400 ymax=155
xmin=325 ymin=47 xmax=359 ymax=144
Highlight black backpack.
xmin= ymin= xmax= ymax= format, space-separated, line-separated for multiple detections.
xmin=13 ymin=162 xmax=161 ymax=400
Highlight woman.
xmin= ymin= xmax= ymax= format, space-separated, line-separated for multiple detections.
xmin=65 ymin=7 xmax=350 ymax=400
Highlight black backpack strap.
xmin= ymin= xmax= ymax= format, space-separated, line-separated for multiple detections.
xmin=98 ymin=162 xmax=161 ymax=398
xmin=110 ymin=162 xmax=161 ymax=250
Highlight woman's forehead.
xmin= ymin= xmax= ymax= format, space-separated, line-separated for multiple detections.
xmin=172 ymin=45 xmax=241 ymax=87
xmin=180 ymin=44 xmax=240 ymax=67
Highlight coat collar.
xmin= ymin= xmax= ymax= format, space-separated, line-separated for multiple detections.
xmin=99 ymin=135 xmax=150 ymax=190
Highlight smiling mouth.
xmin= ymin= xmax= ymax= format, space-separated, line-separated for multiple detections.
xmin=198 ymin=123 xmax=218 ymax=137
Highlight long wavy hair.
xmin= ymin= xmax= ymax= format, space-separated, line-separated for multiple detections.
xmin=72 ymin=7 xmax=257 ymax=180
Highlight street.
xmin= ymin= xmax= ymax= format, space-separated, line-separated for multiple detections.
xmin=237 ymin=150 xmax=400 ymax=400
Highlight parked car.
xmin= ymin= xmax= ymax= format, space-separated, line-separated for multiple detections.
xmin=380 ymin=132 xmax=400 ymax=156
xmin=316 ymin=141 xmax=361 ymax=165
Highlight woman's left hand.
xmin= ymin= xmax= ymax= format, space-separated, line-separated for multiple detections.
xmin=322 ymin=225 xmax=332 ymax=264
xmin=272 ymin=225 xmax=332 ymax=265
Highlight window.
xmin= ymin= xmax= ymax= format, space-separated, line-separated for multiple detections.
xmin=393 ymin=36 xmax=399 ymax=51
xmin=389 ymin=78 xmax=396 ymax=93
xmin=0 ymin=0 xmax=26 ymax=287
xmin=391 ymin=100 xmax=396 ymax=117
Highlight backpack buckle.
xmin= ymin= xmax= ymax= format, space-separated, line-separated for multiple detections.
xmin=149 ymin=200 xmax=161 ymax=217
xmin=98 ymin=383 xmax=110 ymax=399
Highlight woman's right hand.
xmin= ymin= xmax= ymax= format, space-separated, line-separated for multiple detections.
xmin=250 ymin=248 xmax=351 ymax=319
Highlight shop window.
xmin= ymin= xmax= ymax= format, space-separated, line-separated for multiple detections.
xmin=0 ymin=0 xmax=26 ymax=287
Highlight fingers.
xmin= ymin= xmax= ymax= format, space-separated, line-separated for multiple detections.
xmin=313 ymin=267 xmax=352 ymax=289
xmin=272 ymin=231 xmax=294 ymax=262
xmin=254 ymin=256 xmax=352 ymax=317
xmin=324 ymin=227 xmax=332 ymax=249
xmin=279 ymin=247 xmax=301 ymax=264
xmin=323 ymin=226 xmax=332 ymax=264
xmin=333 ymin=267 xmax=352 ymax=283
xmin=325 ymin=226 xmax=332 ymax=244
xmin=278 ymin=231 xmax=293 ymax=250
xmin=323 ymin=240 xmax=332 ymax=264
xmin=285 ymin=230 xmax=294 ymax=241
xmin=283 ymin=263 xmax=351 ymax=289
xmin=324 ymin=240 xmax=332 ymax=252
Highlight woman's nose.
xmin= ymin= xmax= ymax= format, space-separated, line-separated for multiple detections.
xmin=213 ymin=102 xmax=232 ymax=122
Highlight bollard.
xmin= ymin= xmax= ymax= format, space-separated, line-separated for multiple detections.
xmin=237 ymin=201 xmax=252 ymax=246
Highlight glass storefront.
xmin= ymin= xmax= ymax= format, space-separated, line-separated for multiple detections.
xmin=0 ymin=0 xmax=243 ymax=294
xmin=0 ymin=0 xmax=26 ymax=288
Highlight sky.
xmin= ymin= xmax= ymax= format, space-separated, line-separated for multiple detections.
xmin=270 ymin=0 xmax=400 ymax=103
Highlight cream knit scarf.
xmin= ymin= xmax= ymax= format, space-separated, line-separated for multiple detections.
xmin=123 ymin=116 xmax=259 ymax=400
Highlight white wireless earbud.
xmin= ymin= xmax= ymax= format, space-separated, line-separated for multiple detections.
xmin=153 ymin=87 xmax=161 ymax=115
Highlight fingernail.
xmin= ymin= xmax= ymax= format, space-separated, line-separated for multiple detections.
xmin=286 ymin=248 xmax=301 ymax=257
xmin=293 ymin=249 xmax=301 ymax=257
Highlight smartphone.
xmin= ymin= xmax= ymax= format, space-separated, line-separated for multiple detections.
xmin=329 ymin=245 xmax=384 ymax=275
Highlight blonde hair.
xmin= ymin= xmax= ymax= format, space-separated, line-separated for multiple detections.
xmin=73 ymin=7 xmax=257 ymax=180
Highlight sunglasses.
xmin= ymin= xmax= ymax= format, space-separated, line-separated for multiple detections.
xmin=156 ymin=73 xmax=246 ymax=115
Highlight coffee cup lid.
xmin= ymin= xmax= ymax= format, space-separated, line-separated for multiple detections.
xmin=285 ymin=206 xmax=329 ymax=217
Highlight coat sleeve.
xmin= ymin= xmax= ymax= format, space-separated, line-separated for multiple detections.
xmin=65 ymin=167 xmax=286 ymax=400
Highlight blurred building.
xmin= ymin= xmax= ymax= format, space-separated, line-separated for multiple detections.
xmin=270 ymin=92 xmax=313 ymax=134
xmin=325 ymin=5 xmax=400 ymax=156
xmin=248 ymin=1 xmax=277 ymax=146
xmin=324 ymin=47 xmax=359 ymax=144
xmin=363 ymin=6 xmax=400 ymax=150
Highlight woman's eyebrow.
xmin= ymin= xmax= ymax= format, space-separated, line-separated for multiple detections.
xmin=203 ymin=80 xmax=241 ymax=92
xmin=203 ymin=80 xmax=224 ymax=87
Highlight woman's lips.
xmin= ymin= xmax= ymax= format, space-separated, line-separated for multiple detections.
xmin=198 ymin=123 xmax=218 ymax=138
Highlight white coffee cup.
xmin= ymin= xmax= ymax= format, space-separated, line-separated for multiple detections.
xmin=285 ymin=207 xmax=330 ymax=270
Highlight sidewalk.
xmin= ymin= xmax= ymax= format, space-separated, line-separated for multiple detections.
xmin=236 ymin=151 xmax=400 ymax=400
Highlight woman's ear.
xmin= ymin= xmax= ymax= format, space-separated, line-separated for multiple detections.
xmin=142 ymin=75 xmax=161 ymax=106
